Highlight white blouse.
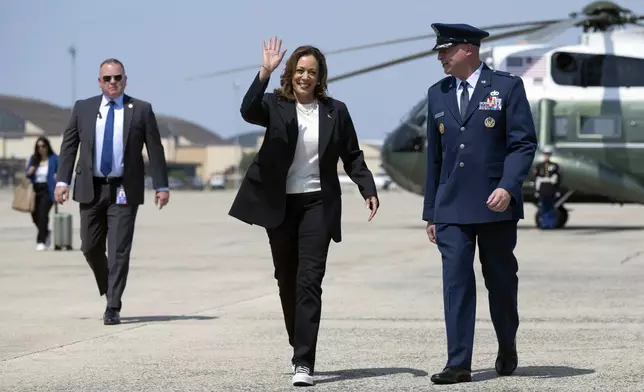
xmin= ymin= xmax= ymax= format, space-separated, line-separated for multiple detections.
xmin=34 ymin=162 xmax=48 ymax=183
xmin=286 ymin=100 xmax=321 ymax=194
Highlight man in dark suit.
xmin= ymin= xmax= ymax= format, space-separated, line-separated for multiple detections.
xmin=55 ymin=58 xmax=170 ymax=325
xmin=422 ymin=24 xmax=538 ymax=384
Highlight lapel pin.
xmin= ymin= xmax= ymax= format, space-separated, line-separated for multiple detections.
xmin=327 ymin=113 xmax=332 ymax=119
xmin=481 ymin=80 xmax=486 ymax=84
xmin=490 ymin=90 xmax=499 ymax=96
xmin=128 ymin=103 xmax=133 ymax=108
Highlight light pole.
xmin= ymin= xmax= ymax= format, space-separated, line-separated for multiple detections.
xmin=68 ymin=45 xmax=77 ymax=105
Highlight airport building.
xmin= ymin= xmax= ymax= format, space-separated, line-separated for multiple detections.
xmin=0 ymin=95 xmax=383 ymax=188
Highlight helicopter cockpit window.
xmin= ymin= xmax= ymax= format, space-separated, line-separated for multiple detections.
xmin=400 ymin=99 xmax=427 ymax=124
xmin=389 ymin=123 xmax=426 ymax=153
xmin=416 ymin=113 xmax=427 ymax=128
xmin=551 ymin=51 xmax=644 ymax=87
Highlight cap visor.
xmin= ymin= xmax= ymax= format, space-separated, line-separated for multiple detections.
xmin=432 ymin=42 xmax=454 ymax=50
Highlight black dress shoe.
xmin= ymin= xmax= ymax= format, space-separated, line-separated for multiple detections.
xmin=430 ymin=367 xmax=472 ymax=384
xmin=103 ymin=308 xmax=121 ymax=325
xmin=495 ymin=346 xmax=518 ymax=376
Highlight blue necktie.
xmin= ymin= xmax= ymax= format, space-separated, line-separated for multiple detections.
xmin=459 ymin=81 xmax=469 ymax=121
xmin=100 ymin=101 xmax=115 ymax=176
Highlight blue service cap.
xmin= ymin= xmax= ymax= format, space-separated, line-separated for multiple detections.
xmin=430 ymin=23 xmax=490 ymax=50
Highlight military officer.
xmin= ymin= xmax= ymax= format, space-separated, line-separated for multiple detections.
xmin=423 ymin=23 xmax=538 ymax=384
xmin=533 ymin=145 xmax=561 ymax=229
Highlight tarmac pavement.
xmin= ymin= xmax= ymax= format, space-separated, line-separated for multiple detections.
xmin=1 ymin=188 xmax=644 ymax=391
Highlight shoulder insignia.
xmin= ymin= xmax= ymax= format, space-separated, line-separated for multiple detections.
xmin=493 ymin=70 xmax=518 ymax=78
xmin=429 ymin=76 xmax=451 ymax=90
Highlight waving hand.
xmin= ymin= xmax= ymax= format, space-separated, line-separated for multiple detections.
xmin=262 ymin=36 xmax=287 ymax=73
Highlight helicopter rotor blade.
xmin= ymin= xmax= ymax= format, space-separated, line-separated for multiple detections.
xmin=517 ymin=12 xmax=609 ymax=44
xmin=184 ymin=19 xmax=564 ymax=82
xmin=327 ymin=23 xmax=551 ymax=84
xmin=323 ymin=19 xmax=562 ymax=56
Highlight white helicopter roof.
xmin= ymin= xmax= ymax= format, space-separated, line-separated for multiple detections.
xmin=480 ymin=24 xmax=644 ymax=101
xmin=580 ymin=26 xmax=644 ymax=55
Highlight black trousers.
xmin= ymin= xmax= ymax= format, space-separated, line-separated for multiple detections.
xmin=79 ymin=178 xmax=139 ymax=311
xmin=266 ymin=191 xmax=331 ymax=372
xmin=31 ymin=183 xmax=53 ymax=244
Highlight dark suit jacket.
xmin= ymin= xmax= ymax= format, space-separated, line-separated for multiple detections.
xmin=228 ymin=72 xmax=378 ymax=243
xmin=423 ymin=63 xmax=537 ymax=224
xmin=57 ymin=94 xmax=169 ymax=205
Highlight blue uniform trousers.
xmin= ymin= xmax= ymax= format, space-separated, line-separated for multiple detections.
xmin=537 ymin=195 xmax=557 ymax=229
xmin=435 ymin=220 xmax=519 ymax=370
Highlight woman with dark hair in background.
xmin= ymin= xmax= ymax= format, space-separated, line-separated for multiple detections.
xmin=228 ymin=37 xmax=380 ymax=387
xmin=26 ymin=136 xmax=58 ymax=251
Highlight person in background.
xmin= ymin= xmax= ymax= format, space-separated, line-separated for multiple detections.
xmin=26 ymin=136 xmax=59 ymax=251
xmin=228 ymin=37 xmax=379 ymax=387
xmin=533 ymin=145 xmax=561 ymax=229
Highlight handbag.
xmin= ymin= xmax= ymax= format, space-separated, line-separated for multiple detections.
xmin=12 ymin=177 xmax=36 ymax=213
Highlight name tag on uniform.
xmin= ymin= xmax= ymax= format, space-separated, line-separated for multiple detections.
xmin=434 ymin=111 xmax=445 ymax=119
xmin=116 ymin=185 xmax=128 ymax=205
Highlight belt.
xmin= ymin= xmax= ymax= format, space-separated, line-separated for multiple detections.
xmin=93 ymin=176 xmax=123 ymax=184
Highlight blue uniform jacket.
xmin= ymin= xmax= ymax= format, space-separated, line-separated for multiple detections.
xmin=423 ymin=64 xmax=537 ymax=224
xmin=26 ymin=154 xmax=59 ymax=202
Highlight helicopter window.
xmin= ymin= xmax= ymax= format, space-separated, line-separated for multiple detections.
xmin=388 ymin=123 xmax=426 ymax=153
xmin=577 ymin=115 xmax=621 ymax=138
xmin=416 ymin=113 xmax=427 ymax=128
xmin=400 ymin=99 xmax=427 ymax=123
xmin=553 ymin=116 xmax=569 ymax=138
xmin=506 ymin=57 xmax=524 ymax=67
xmin=551 ymin=51 xmax=644 ymax=87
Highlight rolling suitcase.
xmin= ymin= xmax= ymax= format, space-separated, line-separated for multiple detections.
xmin=53 ymin=204 xmax=73 ymax=251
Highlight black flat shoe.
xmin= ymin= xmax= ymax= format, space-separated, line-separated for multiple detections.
xmin=103 ymin=308 xmax=121 ymax=325
xmin=430 ymin=367 xmax=472 ymax=384
xmin=495 ymin=345 xmax=518 ymax=376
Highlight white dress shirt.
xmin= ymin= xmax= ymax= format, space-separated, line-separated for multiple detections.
xmin=455 ymin=62 xmax=484 ymax=112
xmin=94 ymin=94 xmax=125 ymax=177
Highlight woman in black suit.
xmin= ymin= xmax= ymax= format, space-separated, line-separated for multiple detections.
xmin=229 ymin=36 xmax=380 ymax=387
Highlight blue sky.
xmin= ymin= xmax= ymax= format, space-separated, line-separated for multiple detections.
xmin=2 ymin=0 xmax=642 ymax=141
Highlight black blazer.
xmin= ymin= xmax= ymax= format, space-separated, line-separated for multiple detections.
xmin=228 ymin=72 xmax=377 ymax=243
xmin=57 ymin=94 xmax=169 ymax=205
